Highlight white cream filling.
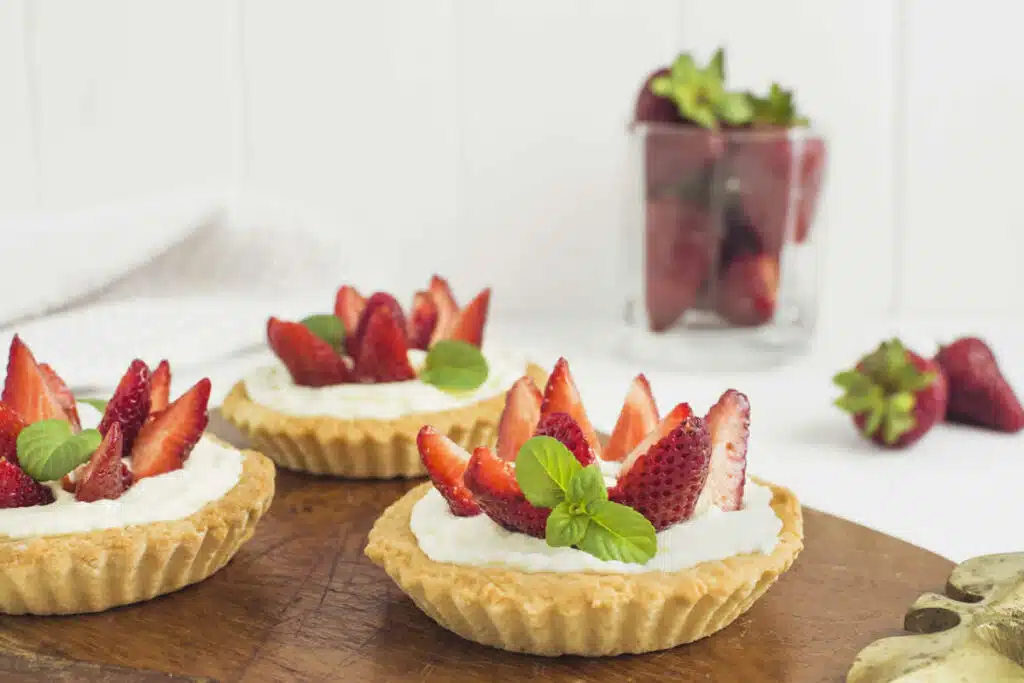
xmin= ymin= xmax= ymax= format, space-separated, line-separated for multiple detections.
xmin=242 ymin=349 xmax=528 ymax=419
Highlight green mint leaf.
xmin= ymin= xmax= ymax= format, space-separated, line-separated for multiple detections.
xmin=650 ymin=75 xmax=672 ymax=98
xmin=300 ymin=314 xmax=345 ymax=349
xmin=708 ymin=48 xmax=726 ymax=80
xmin=78 ymin=398 xmax=109 ymax=412
xmin=575 ymin=500 xmax=657 ymax=564
xmin=545 ymin=501 xmax=590 ymax=548
xmin=670 ymin=53 xmax=698 ymax=82
xmin=514 ymin=436 xmax=581 ymax=508
xmin=419 ymin=340 xmax=489 ymax=394
xmin=717 ymin=91 xmax=754 ymax=125
xmin=16 ymin=421 xmax=102 ymax=482
xmin=567 ymin=464 xmax=607 ymax=505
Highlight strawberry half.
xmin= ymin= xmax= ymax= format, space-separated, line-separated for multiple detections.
xmin=267 ymin=317 xmax=352 ymax=387
xmin=98 ymin=359 xmax=151 ymax=453
xmin=131 ymin=378 xmax=210 ymax=479
xmin=618 ymin=402 xmax=694 ymax=470
xmin=349 ymin=292 xmax=407 ymax=360
xmin=935 ymin=337 xmax=1024 ymax=433
xmin=38 ymin=363 xmax=81 ymax=431
xmin=495 ymin=376 xmax=542 ymax=461
xmin=407 ymin=290 xmax=439 ymax=351
xmin=534 ymin=412 xmax=596 ymax=466
xmin=416 ymin=426 xmax=480 ymax=516
xmin=610 ymin=415 xmax=711 ymax=531
xmin=75 ymin=422 xmax=133 ymax=503
xmin=352 ymin=305 xmax=416 ymax=383
xmin=0 ymin=403 xmax=26 ymax=465
xmin=449 ymin=289 xmax=491 ymax=348
xmin=714 ymin=253 xmax=780 ymax=327
xmin=429 ymin=275 xmax=459 ymax=343
xmin=0 ymin=458 xmax=53 ymax=508
xmin=2 ymin=336 xmax=70 ymax=425
xmin=603 ymin=374 xmax=659 ymax=462
xmin=703 ymin=389 xmax=750 ymax=512
xmin=333 ymin=285 xmax=367 ymax=342
xmin=149 ymin=359 xmax=171 ymax=414
xmin=540 ymin=358 xmax=602 ymax=458
xmin=463 ymin=445 xmax=548 ymax=538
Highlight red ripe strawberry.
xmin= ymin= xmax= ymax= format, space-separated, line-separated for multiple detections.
xmin=38 ymin=363 xmax=81 ymax=431
xmin=496 ymin=376 xmax=542 ymax=461
xmin=132 ymin=378 xmax=210 ymax=479
xmin=2 ymin=335 xmax=70 ymax=425
xmin=406 ymin=290 xmax=439 ymax=351
xmin=618 ymin=402 xmax=694 ymax=467
xmin=610 ymin=415 xmax=711 ymax=530
xmin=75 ymin=422 xmax=132 ymax=503
xmin=704 ymin=389 xmax=750 ymax=512
xmin=634 ymin=68 xmax=680 ymax=124
xmin=450 ymin=288 xmax=490 ymax=348
xmin=541 ymin=358 xmax=602 ymax=458
xmin=834 ymin=339 xmax=948 ymax=448
xmin=267 ymin=317 xmax=352 ymax=387
xmin=349 ymin=292 xmax=407 ymax=360
xmin=794 ymin=139 xmax=826 ymax=244
xmin=533 ymin=412 xmax=597 ymax=466
xmin=0 ymin=403 xmax=26 ymax=465
xmin=149 ymin=360 xmax=171 ymax=414
xmin=416 ymin=426 xmax=479 ymax=516
xmin=333 ymin=285 xmax=366 ymax=340
xmin=604 ymin=374 xmax=659 ymax=462
xmin=464 ymin=445 xmax=548 ymax=538
xmin=0 ymin=458 xmax=53 ymax=508
xmin=714 ymin=253 xmax=779 ymax=327
xmin=98 ymin=359 xmax=151 ymax=453
xmin=352 ymin=305 xmax=415 ymax=383
xmin=644 ymin=197 xmax=715 ymax=332
xmin=429 ymin=275 xmax=459 ymax=343
xmin=935 ymin=337 xmax=1024 ymax=433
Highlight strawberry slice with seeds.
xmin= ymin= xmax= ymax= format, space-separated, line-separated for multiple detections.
xmin=449 ymin=288 xmax=491 ymax=348
xmin=267 ymin=317 xmax=352 ymax=387
xmin=533 ymin=412 xmax=596 ymax=465
xmin=618 ymin=402 xmax=693 ymax=469
xmin=0 ymin=458 xmax=53 ymax=508
xmin=417 ymin=426 xmax=480 ymax=516
xmin=75 ymin=422 xmax=133 ymax=503
xmin=496 ymin=376 xmax=542 ymax=461
xmin=38 ymin=363 xmax=81 ymax=431
xmin=428 ymin=275 xmax=459 ymax=343
xmin=540 ymin=358 xmax=602 ymax=458
xmin=0 ymin=403 xmax=26 ymax=465
xmin=610 ymin=415 xmax=711 ymax=530
xmin=2 ymin=336 xmax=71 ymax=425
xmin=349 ymin=292 xmax=407 ymax=360
xmin=353 ymin=305 xmax=416 ymax=383
xmin=407 ymin=290 xmax=439 ymax=351
xmin=333 ymin=285 xmax=367 ymax=341
xmin=98 ymin=359 xmax=151 ymax=453
xmin=149 ymin=359 xmax=171 ymax=414
xmin=464 ymin=445 xmax=548 ymax=538
xmin=604 ymin=374 xmax=660 ymax=462
xmin=131 ymin=378 xmax=210 ymax=479
xmin=703 ymin=389 xmax=750 ymax=512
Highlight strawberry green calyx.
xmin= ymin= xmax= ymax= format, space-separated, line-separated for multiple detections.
xmin=749 ymin=83 xmax=810 ymax=127
xmin=832 ymin=339 xmax=938 ymax=445
xmin=650 ymin=49 xmax=753 ymax=129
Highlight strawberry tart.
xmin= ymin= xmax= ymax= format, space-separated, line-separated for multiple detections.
xmin=366 ymin=358 xmax=803 ymax=656
xmin=0 ymin=336 xmax=274 ymax=615
xmin=221 ymin=276 xmax=546 ymax=478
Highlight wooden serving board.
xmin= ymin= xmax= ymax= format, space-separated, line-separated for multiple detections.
xmin=0 ymin=420 xmax=955 ymax=683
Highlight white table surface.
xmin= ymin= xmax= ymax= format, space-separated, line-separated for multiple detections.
xmin=5 ymin=295 xmax=1021 ymax=564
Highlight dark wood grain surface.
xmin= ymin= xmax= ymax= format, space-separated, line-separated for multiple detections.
xmin=0 ymin=419 xmax=955 ymax=682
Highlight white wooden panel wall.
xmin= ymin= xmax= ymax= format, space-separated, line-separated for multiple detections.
xmin=0 ymin=0 xmax=37 ymax=211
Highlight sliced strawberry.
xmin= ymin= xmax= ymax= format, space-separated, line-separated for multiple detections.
xmin=496 ymin=376 xmax=542 ymax=461
xmin=533 ymin=412 xmax=596 ymax=466
xmin=463 ymin=445 xmax=548 ymax=538
xmin=603 ymin=374 xmax=660 ymax=462
xmin=60 ymin=475 xmax=76 ymax=494
xmin=98 ymin=359 xmax=151 ymax=453
xmin=267 ymin=317 xmax=352 ymax=387
xmin=149 ymin=359 xmax=171 ymax=414
xmin=715 ymin=253 xmax=780 ymax=327
xmin=449 ymin=288 xmax=491 ymax=348
xmin=352 ymin=305 xmax=416 ymax=383
xmin=540 ymin=358 xmax=602 ymax=458
xmin=417 ymin=426 xmax=480 ymax=516
xmin=406 ymin=290 xmax=439 ymax=351
xmin=618 ymin=402 xmax=694 ymax=469
xmin=644 ymin=197 xmax=715 ymax=332
xmin=703 ymin=389 xmax=750 ymax=512
xmin=349 ymin=292 xmax=407 ymax=359
xmin=2 ymin=336 xmax=70 ymax=425
xmin=333 ymin=285 xmax=367 ymax=341
xmin=131 ymin=378 xmax=210 ymax=479
xmin=75 ymin=422 xmax=133 ymax=502
xmin=0 ymin=403 xmax=26 ymax=465
xmin=428 ymin=275 xmax=459 ymax=344
xmin=0 ymin=458 xmax=53 ymax=508
xmin=609 ymin=415 xmax=711 ymax=530
xmin=38 ymin=363 xmax=81 ymax=431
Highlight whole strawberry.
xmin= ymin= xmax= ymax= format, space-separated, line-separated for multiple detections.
xmin=833 ymin=339 xmax=948 ymax=448
xmin=935 ymin=337 xmax=1024 ymax=433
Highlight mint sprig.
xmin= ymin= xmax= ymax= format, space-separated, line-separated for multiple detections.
xmin=301 ymin=314 xmax=345 ymax=350
xmin=16 ymin=419 xmax=102 ymax=482
xmin=419 ymin=340 xmax=489 ymax=394
xmin=515 ymin=436 xmax=657 ymax=564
